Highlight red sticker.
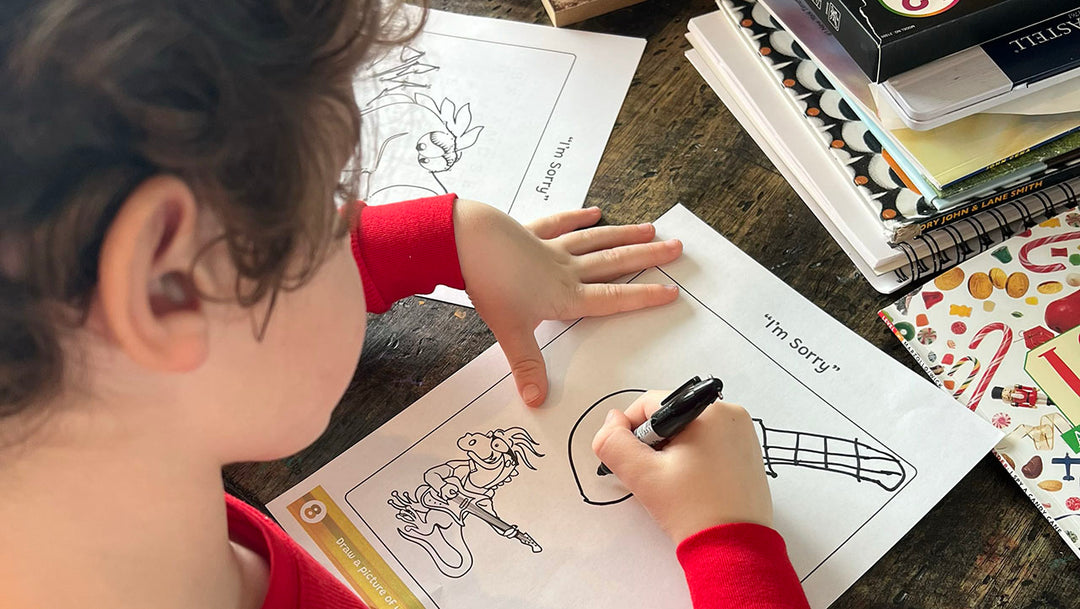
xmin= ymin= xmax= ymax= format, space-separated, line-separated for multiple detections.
xmin=922 ymin=291 xmax=944 ymax=309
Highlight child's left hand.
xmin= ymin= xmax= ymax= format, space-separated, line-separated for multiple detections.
xmin=454 ymin=200 xmax=682 ymax=407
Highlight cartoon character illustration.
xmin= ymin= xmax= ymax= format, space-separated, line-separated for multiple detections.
xmin=410 ymin=95 xmax=483 ymax=177
xmin=388 ymin=428 xmax=543 ymax=578
xmin=356 ymin=47 xmax=485 ymax=203
xmin=992 ymin=384 xmax=1054 ymax=408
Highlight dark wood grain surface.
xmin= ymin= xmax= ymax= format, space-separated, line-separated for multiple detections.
xmin=223 ymin=0 xmax=1080 ymax=606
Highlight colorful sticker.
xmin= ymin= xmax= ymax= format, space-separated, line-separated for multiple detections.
xmin=949 ymin=304 xmax=972 ymax=317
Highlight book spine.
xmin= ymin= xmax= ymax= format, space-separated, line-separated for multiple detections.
xmin=793 ymin=0 xmax=880 ymax=81
xmin=910 ymin=166 xmax=1080 ymax=236
xmin=877 ymin=312 xmax=947 ymax=384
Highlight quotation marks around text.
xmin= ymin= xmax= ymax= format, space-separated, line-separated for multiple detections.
xmin=535 ymin=138 xmax=573 ymax=201
xmin=764 ymin=313 xmax=841 ymax=374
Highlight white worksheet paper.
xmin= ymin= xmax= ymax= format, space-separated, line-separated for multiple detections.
xmin=269 ymin=205 xmax=1000 ymax=609
xmin=354 ymin=10 xmax=644 ymax=307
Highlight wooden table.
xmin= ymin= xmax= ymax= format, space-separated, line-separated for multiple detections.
xmin=224 ymin=0 xmax=1080 ymax=605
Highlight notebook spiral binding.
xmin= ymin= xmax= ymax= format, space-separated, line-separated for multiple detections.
xmin=892 ymin=181 xmax=1078 ymax=285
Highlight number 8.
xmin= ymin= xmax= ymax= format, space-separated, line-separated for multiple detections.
xmin=300 ymin=499 xmax=327 ymax=524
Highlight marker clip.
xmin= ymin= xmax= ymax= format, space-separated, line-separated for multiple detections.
xmin=661 ymin=376 xmax=702 ymax=406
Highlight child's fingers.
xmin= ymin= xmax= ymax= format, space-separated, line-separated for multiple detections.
xmin=592 ymin=409 xmax=658 ymax=483
xmin=491 ymin=324 xmax=549 ymax=408
xmin=576 ymin=239 xmax=683 ymax=283
xmin=623 ymin=390 xmax=670 ymax=427
xmin=570 ymin=283 xmax=679 ymax=318
xmin=556 ymin=223 xmax=656 ymax=255
xmin=525 ymin=207 xmax=602 ymax=240
xmin=668 ymin=401 xmax=759 ymax=456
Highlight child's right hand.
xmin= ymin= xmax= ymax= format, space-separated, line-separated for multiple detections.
xmin=591 ymin=391 xmax=774 ymax=544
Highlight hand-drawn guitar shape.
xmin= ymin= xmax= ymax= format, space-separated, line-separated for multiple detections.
xmin=754 ymin=419 xmax=907 ymax=491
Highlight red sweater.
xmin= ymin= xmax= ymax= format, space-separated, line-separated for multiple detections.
xmin=228 ymin=194 xmax=810 ymax=609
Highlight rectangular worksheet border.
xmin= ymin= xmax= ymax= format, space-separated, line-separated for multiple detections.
xmin=344 ymin=266 xmax=919 ymax=607
xmin=418 ymin=31 xmax=578 ymax=216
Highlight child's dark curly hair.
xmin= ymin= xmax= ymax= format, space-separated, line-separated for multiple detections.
xmin=0 ymin=0 xmax=414 ymax=416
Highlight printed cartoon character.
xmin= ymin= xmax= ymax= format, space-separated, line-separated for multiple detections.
xmin=389 ymin=428 xmax=543 ymax=578
xmin=355 ymin=47 xmax=486 ymax=202
xmin=412 ymin=94 xmax=483 ymax=176
xmin=992 ymin=385 xmax=1054 ymax=408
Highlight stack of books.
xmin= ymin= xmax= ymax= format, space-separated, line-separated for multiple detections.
xmin=686 ymin=0 xmax=1080 ymax=293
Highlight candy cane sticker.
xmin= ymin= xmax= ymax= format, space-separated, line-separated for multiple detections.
xmin=947 ymin=356 xmax=980 ymax=399
xmin=965 ymin=323 xmax=1013 ymax=411
xmin=1018 ymin=231 xmax=1080 ymax=274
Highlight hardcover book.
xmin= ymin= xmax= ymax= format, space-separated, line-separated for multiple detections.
xmin=880 ymin=209 xmax=1080 ymax=559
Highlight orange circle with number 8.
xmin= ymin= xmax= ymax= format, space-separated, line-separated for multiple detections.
xmin=300 ymin=499 xmax=327 ymax=524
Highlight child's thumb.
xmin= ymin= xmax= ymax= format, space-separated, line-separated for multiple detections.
xmin=592 ymin=409 xmax=657 ymax=484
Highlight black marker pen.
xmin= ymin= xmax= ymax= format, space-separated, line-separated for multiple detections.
xmin=597 ymin=376 xmax=724 ymax=476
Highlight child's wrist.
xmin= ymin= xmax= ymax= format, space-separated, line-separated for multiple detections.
xmin=675 ymin=520 xmax=776 ymax=547
xmin=678 ymin=520 xmax=781 ymax=548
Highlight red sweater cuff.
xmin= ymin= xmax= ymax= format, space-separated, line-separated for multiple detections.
xmin=677 ymin=523 xmax=810 ymax=609
xmin=349 ymin=194 xmax=465 ymax=313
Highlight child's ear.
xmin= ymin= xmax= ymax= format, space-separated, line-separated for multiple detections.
xmin=95 ymin=175 xmax=208 ymax=373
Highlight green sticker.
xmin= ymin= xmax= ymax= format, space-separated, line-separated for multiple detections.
xmin=1064 ymin=425 xmax=1080 ymax=454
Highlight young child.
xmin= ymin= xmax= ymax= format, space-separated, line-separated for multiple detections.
xmin=0 ymin=1 xmax=809 ymax=608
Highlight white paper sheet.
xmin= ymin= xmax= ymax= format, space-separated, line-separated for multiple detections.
xmin=268 ymin=205 xmax=1000 ymax=609
xmin=354 ymin=10 xmax=644 ymax=308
